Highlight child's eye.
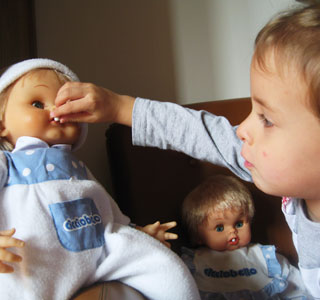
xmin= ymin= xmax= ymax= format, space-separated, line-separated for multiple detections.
xmin=32 ymin=101 xmax=44 ymax=109
xmin=258 ymin=114 xmax=273 ymax=128
xmin=235 ymin=221 xmax=244 ymax=228
xmin=215 ymin=225 xmax=224 ymax=232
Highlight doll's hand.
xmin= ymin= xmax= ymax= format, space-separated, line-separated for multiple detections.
xmin=139 ymin=221 xmax=178 ymax=248
xmin=53 ymin=82 xmax=135 ymax=126
xmin=0 ymin=228 xmax=25 ymax=273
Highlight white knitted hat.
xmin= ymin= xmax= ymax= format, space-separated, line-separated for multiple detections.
xmin=0 ymin=58 xmax=88 ymax=151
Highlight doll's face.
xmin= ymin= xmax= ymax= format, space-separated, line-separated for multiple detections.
xmin=197 ymin=208 xmax=251 ymax=251
xmin=0 ymin=69 xmax=80 ymax=146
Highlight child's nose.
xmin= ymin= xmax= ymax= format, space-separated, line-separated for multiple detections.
xmin=236 ymin=114 xmax=253 ymax=145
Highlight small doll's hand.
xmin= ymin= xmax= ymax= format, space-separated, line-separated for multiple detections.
xmin=0 ymin=228 xmax=25 ymax=273
xmin=53 ymin=82 xmax=135 ymax=126
xmin=138 ymin=221 xmax=178 ymax=248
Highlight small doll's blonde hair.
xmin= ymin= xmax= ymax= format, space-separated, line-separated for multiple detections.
xmin=0 ymin=68 xmax=71 ymax=151
xmin=182 ymin=175 xmax=254 ymax=246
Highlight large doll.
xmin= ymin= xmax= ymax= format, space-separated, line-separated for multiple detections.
xmin=0 ymin=59 xmax=200 ymax=300
xmin=181 ymin=175 xmax=308 ymax=299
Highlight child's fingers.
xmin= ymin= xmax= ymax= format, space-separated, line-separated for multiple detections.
xmin=55 ymin=110 xmax=92 ymax=124
xmin=55 ymin=81 xmax=85 ymax=107
xmin=53 ymin=97 xmax=91 ymax=118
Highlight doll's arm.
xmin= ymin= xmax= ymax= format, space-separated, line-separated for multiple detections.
xmin=137 ymin=221 xmax=178 ymax=248
xmin=0 ymin=228 xmax=25 ymax=273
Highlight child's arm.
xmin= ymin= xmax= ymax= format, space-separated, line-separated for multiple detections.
xmin=0 ymin=228 xmax=25 ymax=273
xmin=53 ymin=82 xmax=135 ymax=126
xmin=132 ymin=98 xmax=251 ymax=181
xmin=53 ymin=82 xmax=250 ymax=181
xmin=136 ymin=221 xmax=178 ymax=248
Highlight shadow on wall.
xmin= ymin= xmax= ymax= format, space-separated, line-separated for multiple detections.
xmin=35 ymin=0 xmax=178 ymax=193
xmin=35 ymin=0 xmax=177 ymax=101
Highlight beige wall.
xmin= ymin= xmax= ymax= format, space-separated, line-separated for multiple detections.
xmin=34 ymin=0 xmax=295 ymax=193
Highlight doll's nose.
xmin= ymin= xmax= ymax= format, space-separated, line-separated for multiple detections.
xmin=230 ymin=227 xmax=238 ymax=234
xmin=47 ymin=105 xmax=60 ymax=122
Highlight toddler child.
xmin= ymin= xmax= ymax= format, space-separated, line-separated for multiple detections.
xmin=52 ymin=3 xmax=320 ymax=298
xmin=0 ymin=58 xmax=200 ymax=300
xmin=181 ymin=174 xmax=307 ymax=299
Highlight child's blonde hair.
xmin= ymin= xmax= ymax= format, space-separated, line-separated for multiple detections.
xmin=0 ymin=68 xmax=71 ymax=151
xmin=254 ymin=4 xmax=320 ymax=115
xmin=182 ymin=175 xmax=254 ymax=246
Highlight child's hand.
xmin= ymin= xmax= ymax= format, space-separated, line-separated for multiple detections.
xmin=0 ymin=228 xmax=25 ymax=273
xmin=138 ymin=221 xmax=178 ymax=248
xmin=52 ymin=82 xmax=135 ymax=126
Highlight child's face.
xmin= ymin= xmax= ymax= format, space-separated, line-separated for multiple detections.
xmin=237 ymin=54 xmax=320 ymax=202
xmin=0 ymin=70 xmax=80 ymax=147
xmin=197 ymin=209 xmax=251 ymax=251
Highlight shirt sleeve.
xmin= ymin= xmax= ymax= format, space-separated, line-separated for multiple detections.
xmin=132 ymin=98 xmax=252 ymax=182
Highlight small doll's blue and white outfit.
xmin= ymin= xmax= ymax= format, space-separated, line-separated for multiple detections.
xmin=181 ymin=244 xmax=306 ymax=299
xmin=0 ymin=60 xmax=200 ymax=300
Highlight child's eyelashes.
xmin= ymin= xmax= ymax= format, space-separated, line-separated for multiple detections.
xmin=258 ymin=114 xmax=273 ymax=128
xmin=32 ymin=101 xmax=44 ymax=109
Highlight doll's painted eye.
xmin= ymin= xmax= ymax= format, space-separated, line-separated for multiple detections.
xmin=32 ymin=101 xmax=44 ymax=109
xmin=215 ymin=225 xmax=224 ymax=232
xmin=235 ymin=221 xmax=244 ymax=228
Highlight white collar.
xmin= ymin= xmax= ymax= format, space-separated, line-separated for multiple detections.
xmin=12 ymin=136 xmax=71 ymax=153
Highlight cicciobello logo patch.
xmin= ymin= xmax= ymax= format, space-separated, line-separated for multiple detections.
xmin=49 ymin=198 xmax=105 ymax=251
xmin=63 ymin=214 xmax=102 ymax=232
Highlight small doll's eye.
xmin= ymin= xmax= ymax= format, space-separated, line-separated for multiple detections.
xmin=32 ymin=101 xmax=44 ymax=109
xmin=235 ymin=221 xmax=244 ymax=228
xmin=215 ymin=225 xmax=224 ymax=232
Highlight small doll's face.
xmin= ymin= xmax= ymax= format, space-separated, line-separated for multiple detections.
xmin=0 ymin=69 xmax=80 ymax=147
xmin=197 ymin=208 xmax=251 ymax=251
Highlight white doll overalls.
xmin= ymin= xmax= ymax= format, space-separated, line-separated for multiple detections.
xmin=0 ymin=136 xmax=200 ymax=300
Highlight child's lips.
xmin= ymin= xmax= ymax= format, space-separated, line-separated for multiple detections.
xmin=241 ymin=152 xmax=253 ymax=169
xmin=229 ymin=237 xmax=239 ymax=245
xmin=244 ymin=160 xmax=254 ymax=169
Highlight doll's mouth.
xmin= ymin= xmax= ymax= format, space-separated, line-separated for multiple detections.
xmin=50 ymin=117 xmax=61 ymax=124
xmin=229 ymin=237 xmax=239 ymax=245
xmin=49 ymin=106 xmax=61 ymax=123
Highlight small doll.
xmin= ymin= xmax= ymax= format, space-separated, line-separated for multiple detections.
xmin=181 ymin=175 xmax=308 ymax=299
